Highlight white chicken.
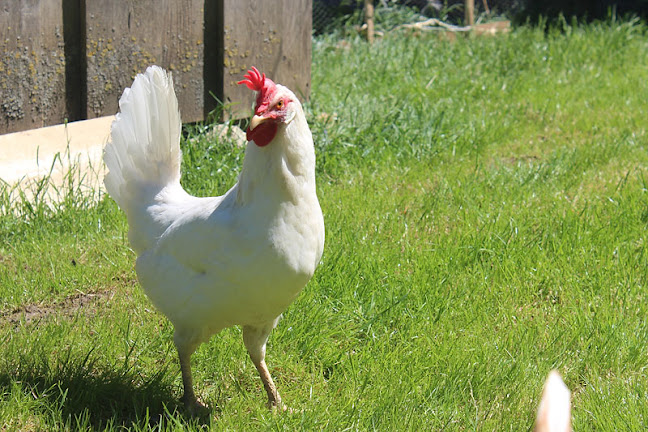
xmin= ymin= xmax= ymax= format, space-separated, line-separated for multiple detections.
xmin=103 ymin=66 xmax=325 ymax=411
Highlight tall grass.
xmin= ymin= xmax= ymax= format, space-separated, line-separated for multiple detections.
xmin=1 ymin=19 xmax=647 ymax=430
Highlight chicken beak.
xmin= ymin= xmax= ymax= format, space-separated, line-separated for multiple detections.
xmin=249 ymin=114 xmax=270 ymax=131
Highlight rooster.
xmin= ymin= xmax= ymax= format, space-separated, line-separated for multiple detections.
xmin=103 ymin=66 xmax=325 ymax=412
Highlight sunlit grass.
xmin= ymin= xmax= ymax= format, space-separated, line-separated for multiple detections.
xmin=1 ymin=18 xmax=647 ymax=430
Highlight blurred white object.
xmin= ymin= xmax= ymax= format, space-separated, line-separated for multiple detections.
xmin=534 ymin=370 xmax=572 ymax=432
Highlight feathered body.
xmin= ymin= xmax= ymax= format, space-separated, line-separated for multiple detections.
xmin=103 ymin=66 xmax=324 ymax=410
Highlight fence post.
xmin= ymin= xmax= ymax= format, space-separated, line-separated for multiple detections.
xmin=465 ymin=0 xmax=474 ymax=26
xmin=364 ymin=0 xmax=374 ymax=44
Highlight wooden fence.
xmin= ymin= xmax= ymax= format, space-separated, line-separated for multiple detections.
xmin=0 ymin=0 xmax=312 ymax=135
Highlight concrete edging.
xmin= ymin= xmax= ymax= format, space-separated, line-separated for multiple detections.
xmin=0 ymin=116 xmax=113 ymax=202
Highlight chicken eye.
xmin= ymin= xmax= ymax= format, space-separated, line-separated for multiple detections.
xmin=275 ymin=100 xmax=284 ymax=109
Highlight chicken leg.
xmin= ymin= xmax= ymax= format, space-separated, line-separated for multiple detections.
xmin=174 ymin=330 xmax=206 ymax=414
xmin=243 ymin=321 xmax=284 ymax=410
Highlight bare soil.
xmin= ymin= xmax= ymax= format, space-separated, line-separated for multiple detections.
xmin=1 ymin=290 xmax=113 ymax=326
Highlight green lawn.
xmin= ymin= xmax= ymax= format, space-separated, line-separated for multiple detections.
xmin=1 ymin=19 xmax=648 ymax=430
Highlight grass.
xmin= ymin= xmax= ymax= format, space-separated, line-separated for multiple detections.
xmin=1 ymin=18 xmax=648 ymax=430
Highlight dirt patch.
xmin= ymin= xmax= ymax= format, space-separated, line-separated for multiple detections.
xmin=504 ymin=154 xmax=541 ymax=165
xmin=1 ymin=290 xmax=114 ymax=326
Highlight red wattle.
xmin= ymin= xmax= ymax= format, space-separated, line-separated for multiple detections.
xmin=246 ymin=122 xmax=278 ymax=147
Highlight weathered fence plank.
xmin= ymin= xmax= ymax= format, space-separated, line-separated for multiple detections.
xmin=85 ymin=0 xmax=205 ymax=122
xmin=222 ymin=0 xmax=312 ymax=118
xmin=0 ymin=1 xmax=67 ymax=134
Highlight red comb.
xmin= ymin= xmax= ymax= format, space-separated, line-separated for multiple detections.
xmin=237 ymin=66 xmax=266 ymax=91
xmin=237 ymin=67 xmax=278 ymax=113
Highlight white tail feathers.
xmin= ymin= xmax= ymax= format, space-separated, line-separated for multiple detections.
xmin=534 ymin=370 xmax=572 ymax=432
xmin=103 ymin=66 xmax=182 ymax=213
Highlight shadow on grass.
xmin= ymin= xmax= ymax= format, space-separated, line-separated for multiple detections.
xmin=0 ymin=349 xmax=214 ymax=430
